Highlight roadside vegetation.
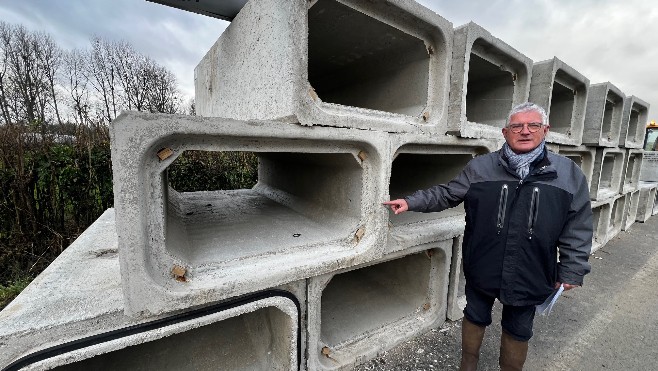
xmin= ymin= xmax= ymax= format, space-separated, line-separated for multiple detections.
xmin=0 ymin=21 xmax=257 ymax=310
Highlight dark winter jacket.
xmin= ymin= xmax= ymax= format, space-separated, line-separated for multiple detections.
xmin=405 ymin=148 xmax=593 ymax=306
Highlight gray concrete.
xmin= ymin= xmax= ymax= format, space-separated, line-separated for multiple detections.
xmin=0 ymin=210 xmax=301 ymax=371
xmin=528 ymin=57 xmax=589 ymax=146
xmin=619 ymin=95 xmax=650 ymax=148
xmin=306 ymin=240 xmax=452 ymax=370
xmin=590 ymin=146 xmax=626 ymax=201
xmin=590 ymin=198 xmax=612 ymax=253
xmin=583 ymin=82 xmax=625 ymax=147
xmin=109 ymin=111 xmax=504 ymax=319
xmin=621 ymin=190 xmax=640 ymax=231
xmin=195 ymin=0 xmax=454 ymax=132
xmin=622 ymin=149 xmax=643 ymax=193
xmin=636 ymin=182 xmax=658 ymax=222
xmin=447 ymin=22 xmax=532 ymax=139
xmin=445 ymin=236 xmax=466 ymax=321
xmin=354 ymin=212 xmax=658 ymax=371
xmin=110 ymin=111 xmax=391 ymax=318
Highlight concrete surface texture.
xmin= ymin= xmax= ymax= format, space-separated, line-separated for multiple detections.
xmin=582 ymin=82 xmax=625 ymax=147
xmin=195 ymin=0 xmax=454 ymax=133
xmin=528 ymin=57 xmax=589 ymax=146
xmin=619 ymin=95 xmax=650 ymax=148
xmin=622 ymin=149 xmax=643 ymax=193
xmin=307 ymin=241 xmax=452 ymax=370
xmin=590 ymin=147 xmax=626 ymax=201
xmin=447 ymin=21 xmax=532 ymax=139
xmin=354 ymin=213 xmax=658 ymax=371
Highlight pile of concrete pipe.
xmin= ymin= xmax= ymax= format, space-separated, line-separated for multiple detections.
xmin=2 ymin=1 xmax=657 ymax=370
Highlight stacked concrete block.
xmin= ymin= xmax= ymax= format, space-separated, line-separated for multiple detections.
xmin=528 ymin=57 xmax=589 ymax=145
xmin=110 ymin=112 xmax=393 ymax=317
xmin=306 ymin=240 xmax=452 ymax=370
xmin=622 ymin=149 xmax=643 ymax=193
xmin=582 ymin=82 xmax=625 ymax=147
xmin=636 ymin=183 xmax=658 ymax=222
xmin=590 ymin=199 xmax=612 ymax=253
xmin=447 ymin=22 xmax=532 ymax=139
xmin=195 ymin=0 xmax=454 ymax=132
xmin=0 ymin=210 xmax=304 ymax=371
xmin=446 ymin=236 xmax=467 ymax=321
xmin=621 ymin=190 xmax=640 ymax=231
xmin=606 ymin=194 xmax=626 ymax=241
xmin=619 ymin=96 xmax=650 ymax=148
xmin=590 ymin=147 xmax=626 ymax=201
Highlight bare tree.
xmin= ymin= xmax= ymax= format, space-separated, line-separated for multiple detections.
xmin=63 ymin=48 xmax=90 ymax=125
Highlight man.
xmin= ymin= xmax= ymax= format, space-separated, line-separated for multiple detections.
xmin=384 ymin=102 xmax=592 ymax=370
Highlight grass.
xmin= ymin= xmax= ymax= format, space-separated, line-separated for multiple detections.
xmin=0 ymin=276 xmax=32 ymax=311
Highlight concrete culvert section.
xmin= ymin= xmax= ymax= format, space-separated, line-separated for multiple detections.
xmin=620 ymin=96 xmax=650 ymax=148
xmin=311 ymin=244 xmax=450 ymax=371
xmin=308 ymin=0 xmax=429 ymax=116
xmin=584 ymin=82 xmax=624 ymax=147
xmin=529 ymin=57 xmax=589 ymax=145
xmin=465 ymin=50 xmax=515 ymax=127
xmin=608 ymin=195 xmax=625 ymax=239
xmin=164 ymin=150 xmax=362 ymax=265
xmin=591 ymin=148 xmax=625 ymax=200
xmin=548 ymin=73 xmax=576 ymax=134
xmin=623 ymin=150 xmax=643 ymax=192
xmin=28 ymin=297 xmax=298 ymax=371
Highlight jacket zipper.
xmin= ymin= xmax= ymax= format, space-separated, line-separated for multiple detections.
xmin=528 ymin=187 xmax=540 ymax=239
xmin=496 ymin=184 xmax=509 ymax=234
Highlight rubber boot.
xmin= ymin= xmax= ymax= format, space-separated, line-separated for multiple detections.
xmin=499 ymin=329 xmax=529 ymax=371
xmin=459 ymin=318 xmax=486 ymax=371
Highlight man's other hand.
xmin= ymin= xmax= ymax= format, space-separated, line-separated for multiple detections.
xmin=383 ymin=199 xmax=409 ymax=214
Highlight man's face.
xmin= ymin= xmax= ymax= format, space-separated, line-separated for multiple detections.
xmin=502 ymin=110 xmax=549 ymax=154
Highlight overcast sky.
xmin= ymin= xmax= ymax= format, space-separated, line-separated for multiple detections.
xmin=1 ymin=0 xmax=656 ymax=120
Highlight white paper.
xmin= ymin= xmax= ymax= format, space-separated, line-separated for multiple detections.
xmin=535 ymin=284 xmax=564 ymax=316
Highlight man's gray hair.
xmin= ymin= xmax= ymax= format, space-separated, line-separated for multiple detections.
xmin=506 ymin=102 xmax=548 ymax=126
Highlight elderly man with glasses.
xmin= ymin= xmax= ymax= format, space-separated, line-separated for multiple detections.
xmin=384 ymin=102 xmax=593 ymax=370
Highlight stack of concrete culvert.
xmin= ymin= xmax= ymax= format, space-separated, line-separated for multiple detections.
xmin=1 ymin=1 xmax=656 ymax=370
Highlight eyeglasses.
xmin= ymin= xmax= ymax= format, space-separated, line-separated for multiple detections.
xmin=507 ymin=122 xmax=544 ymax=133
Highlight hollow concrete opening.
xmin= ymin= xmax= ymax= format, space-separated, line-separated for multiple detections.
xmin=389 ymin=152 xmax=472 ymax=226
xmin=320 ymin=250 xmax=438 ymax=348
xmin=601 ymin=91 xmax=623 ymax=140
xmin=164 ymin=150 xmax=362 ymax=265
xmin=599 ymin=154 xmax=616 ymax=190
xmin=308 ymin=0 xmax=429 ymax=116
xmin=548 ymin=73 xmax=575 ymax=135
xmin=625 ymin=191 xmax=640 ymax=229
xmin=626 ymin=100 xmax=648 ymax=144
xmin=624 ymin=153 xmax=641 ymax=189
xmin=609 ymin=197 xmax=624 ymax=235
xmin=52 ymin=306 xmax=294 ymax=371
xmin=591 ymin=205 xmax=607 ymax=249
xmin=465 ymin=43 xmax=515 ymax=127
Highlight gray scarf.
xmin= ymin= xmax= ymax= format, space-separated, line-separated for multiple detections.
xmin=503 ymin=141 xmax=545 ymax=179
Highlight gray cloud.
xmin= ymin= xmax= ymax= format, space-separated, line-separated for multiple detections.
xmin=1 ymin=0 xmax=655 ymax=119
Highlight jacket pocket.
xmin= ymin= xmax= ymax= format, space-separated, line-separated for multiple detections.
xmin=528 ymin=187 xmax=540 ymax=238
xmin=496 ymin=184 xmax=509 ymax=234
